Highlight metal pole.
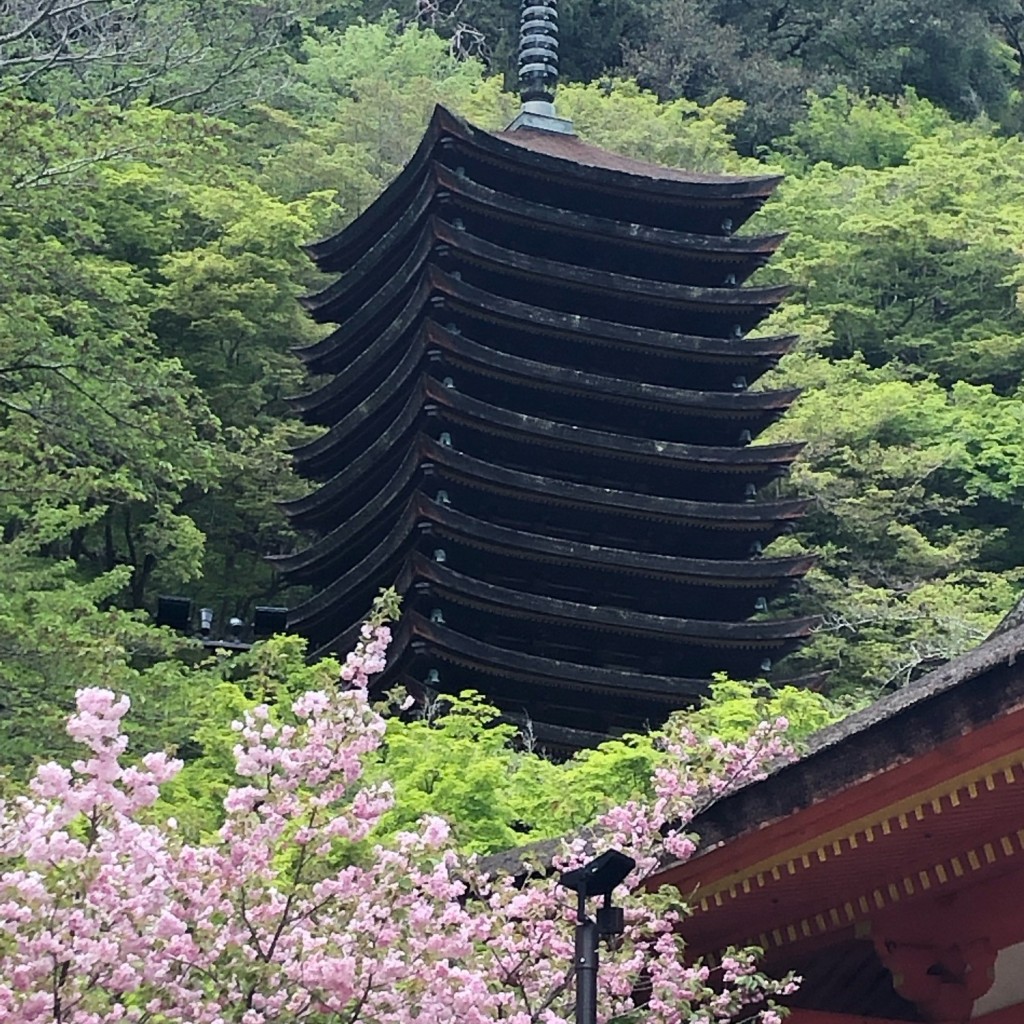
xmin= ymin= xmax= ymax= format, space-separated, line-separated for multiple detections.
xmin=575 ymin=893 xmax=598 ymax=1024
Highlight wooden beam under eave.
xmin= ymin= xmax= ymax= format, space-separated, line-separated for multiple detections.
xmin=790 ymin=1004 xmax=1024 ymax=1024
xmin=789 ymin=1012 xmax=914 ymax=1024
xmin=973 ymin=1003 xmax=1024 ymax=1024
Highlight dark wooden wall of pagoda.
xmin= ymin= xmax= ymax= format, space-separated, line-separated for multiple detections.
xmin=276 ymin=105 xmax=814 ymax=749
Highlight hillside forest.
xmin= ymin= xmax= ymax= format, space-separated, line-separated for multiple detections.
xmin=3 ymin=0 xmax=1024 ymax=819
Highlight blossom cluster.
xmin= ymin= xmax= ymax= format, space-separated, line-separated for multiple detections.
xmin=0 ymin=612 xmax=797 ymax=1024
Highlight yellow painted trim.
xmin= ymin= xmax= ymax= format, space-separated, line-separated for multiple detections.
xmin=746 ymin=822 xmax=1024 ymax=953
xmin=687 ymin=748 xmax=1024 ymax=907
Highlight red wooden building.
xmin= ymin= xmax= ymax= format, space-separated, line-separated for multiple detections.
xmin=660 ymin=617 xmax=1024 ymax=1023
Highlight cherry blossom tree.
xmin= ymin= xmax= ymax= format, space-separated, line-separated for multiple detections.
xmin=0 ymin=597 xmax=797 ymax=1024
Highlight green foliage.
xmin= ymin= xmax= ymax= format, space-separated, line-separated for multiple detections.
xmin=0 ymin=102 xmax=227 ymax=604
xmin=154 ymin=636 xmax=348 ymax=838
xmin=685 ymin=676 xmax=844 ymax=744
xmin=0 ymin=0 xmax=336 ymax=113
xmin=760 ymin=137 xmax=1024 ymax=389
xmin=761 ymin=354 xmax=1024 ymax=690
xmin=261 ymin=18 xmax=511 ymax=226
xmin=365 ymin=676 xmax=837 ymax=853
xmin=0 ymin=535 xmax=202 ymax=776
xmin=772 ymin=87 xmax=971 ymax=171
xmin=373 ymin=692 xmax=535 ymax=854
xmin=555 ymin=79 xmax=754 ymax=174
xmin=743 ymin=89 xmax=1024 ymax=691
xmin=152 ymin=669 xmax=841 ymax=854
xmin=625 ymin=0 xmax=1014 ymax=147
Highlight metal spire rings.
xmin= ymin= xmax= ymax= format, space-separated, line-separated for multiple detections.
xmin=518 ymin=1 xmax=558 ymax=105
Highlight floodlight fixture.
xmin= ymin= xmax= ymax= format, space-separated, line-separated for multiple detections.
xmin=559 ymin=849 xmax=635 ymax=902
xmin=558 ymin=849 xmax=636 ymax=1024
xmin=253 ymin=605 xmax=288 ymax=638
xmin=155 ymin=596 xmax=192 ymax=632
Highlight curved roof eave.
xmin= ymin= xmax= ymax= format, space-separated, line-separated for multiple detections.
xmin=454 ymin=107 xmax=781 ymax=199
xmin=321 ymin=608 xmax=715 ymax=702
xmin=294 ymin=265 xmax=797 ymax=377
xmin=306 ymin=157 xmax=785 ymax=285
xmin=292 ymin=319 xmax=800 ymax=427
xmin=423 ymin=379 xmax=806 ymax=472
xmin=305 ymin=214 xmax=789 ymax=327
xmin=304 ymin=105 xmax=783 ymax=271
xmin=279 ymin=487 xmax=815 ymax=586
xmin=285 ymin=387 xmax=424 ymax=505
xmin=284 ymin=436 xmax=811 ymax=530
xmin=433 ymin=269 xmax=796 ymax=361
xmin=427 ymin=322 xmax=800 ymax=415
xmin=304 ymin=107 xmax=446 ymax=267
xmin=407 ymin=554 xmax=817 ymax=647
xmin=292 ymin=352 xmax=805 ymax=483
xmin=430 ymin=162 xmax=786 ymax=260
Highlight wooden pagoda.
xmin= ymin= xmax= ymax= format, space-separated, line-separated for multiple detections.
xmin=277 ymin=1 xmax=815 ymax=747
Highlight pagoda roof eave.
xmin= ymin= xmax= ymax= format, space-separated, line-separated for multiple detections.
xmin=301 ymin=166 xmax=440 ymax=308
xmin=436 ymin=272 xmax=798 ymax=361
xmin=291 ymin=273 xmax=429 ymax=386
xmin=292 ymin=319 xmax=800 ymax=426
xmin=294 ymin=266 xmax=797 ymax=376
xmin=432 ymin=161 xmax=787 ymax=256
xmin=283 ymin=436 xmax=810 ymax=531
xmin=426 ymin=324 xmax=800 ymax=414
xmin=482 ymin=115 xmax=782 ymax=197
xmin=290 ymin=376 xmax=805 ymax=477
xmin=305 ymin=105 xmax=782 ymax=271
xmin=303 ymin=215 xmax=789 ymax=326
xmin=285 ymin=386 xmax=425 ymax=509
xmin=286 ymin=544 xmax=816 ymax=646
xmin=282 ymin=499 xmax=427 ymax=625
xmin=428 ymin=380 xmax=805 ymax=469
xmin=322 ymin=609 xmax=717 ymax=703
xmin=277 ymin=448 xmax=426 ymax=570
xmin=405 ymin=553 xmax=818 ymax=646
xmin=288 ymin=325 xmax=426 ymax=448
xmin=276 ymin=487 xmax=815 ymax=586
xmin=308 ymin=157 xmax=785 ymax=282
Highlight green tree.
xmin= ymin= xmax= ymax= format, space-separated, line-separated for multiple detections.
xmin=626 ymin=0 xmax=1013 ymax=147
xmin=772 ymin=86 xmax=975 ymax=171
xmin=749 ymin=90 xmax=1024 ymax=691
xmin=152 ymin=623 xmax=840 ymax=850
xmin=0 ymin=519 xmax=205 ymax=777
xmin=0 ymin=0 xmax=335 ymax=113
xmin=0 ymin=100 xmax=228 ymax=606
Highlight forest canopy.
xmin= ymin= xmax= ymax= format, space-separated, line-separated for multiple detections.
xmin=2 ymin=2 xmax=1024 ymax=777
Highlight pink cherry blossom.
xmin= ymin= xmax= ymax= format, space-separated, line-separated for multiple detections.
xmin=0 ymin=609 xmax=797 ymax=1024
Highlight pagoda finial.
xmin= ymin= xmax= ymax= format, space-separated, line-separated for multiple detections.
xmin=508 ymin=0 xmax=574 ymax=134
xmin=519 ymin=1 xmax=558 ymax=106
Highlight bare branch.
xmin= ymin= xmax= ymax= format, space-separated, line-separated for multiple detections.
xmin=0 ymin=0 xmax=308 ymax=113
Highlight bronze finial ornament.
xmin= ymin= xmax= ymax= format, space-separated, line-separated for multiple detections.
xmin=508 ymin=0 xmax=574 ymax=133
xmin=518 ymin=1 xmax=559 ymax=104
